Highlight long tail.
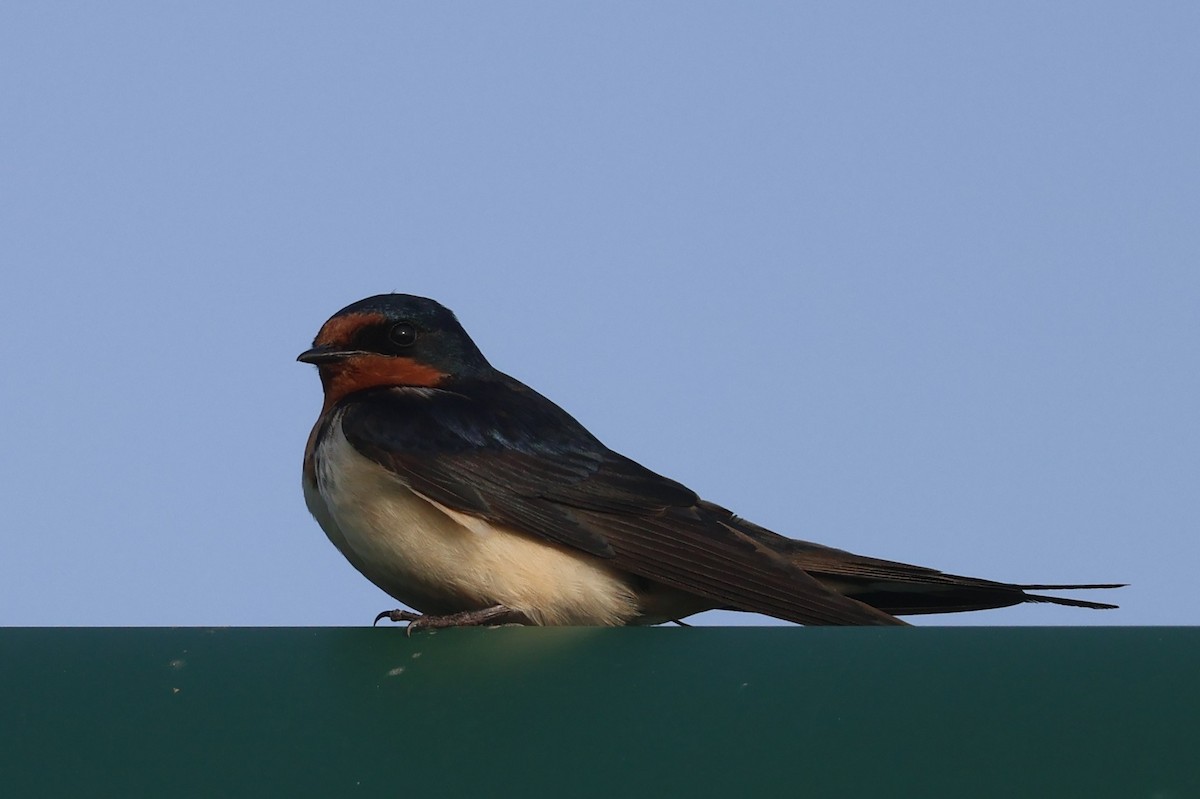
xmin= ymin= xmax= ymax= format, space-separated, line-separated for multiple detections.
xmin=1021 ymin=587 xmax=1123 ymax=611
xmin=837 ymin=581 xmax=1124 ymax=616
xmin=711 ymin=506 xmax=1125 ymax=617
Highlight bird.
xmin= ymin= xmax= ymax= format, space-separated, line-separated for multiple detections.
xmin=299 ymin=293 xmax=1122 ymax=631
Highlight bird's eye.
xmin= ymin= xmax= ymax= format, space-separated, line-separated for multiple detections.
xmin=388 ymin=322 xmax=419 ymax=348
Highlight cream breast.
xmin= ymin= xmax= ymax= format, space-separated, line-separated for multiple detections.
xmin=305 ymin=414 xmax=642 ymax=626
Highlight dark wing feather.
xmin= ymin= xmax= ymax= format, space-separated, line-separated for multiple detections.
xmin=339 ymin=381 xmax=903 ymax=626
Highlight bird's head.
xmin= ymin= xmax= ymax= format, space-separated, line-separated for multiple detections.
xmin=298 ymin=293 xmax=490 ymax=407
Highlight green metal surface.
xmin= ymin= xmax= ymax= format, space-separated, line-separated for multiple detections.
xmin=1 ymin=627 xmax=1196 ymax=797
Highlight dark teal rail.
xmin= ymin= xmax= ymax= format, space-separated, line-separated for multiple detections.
xmin=1 ymin=627 xmax=1196 ymax=797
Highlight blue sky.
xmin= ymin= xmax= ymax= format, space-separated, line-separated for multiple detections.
xmin=2 ymin=3 xmax=1195 ymax=627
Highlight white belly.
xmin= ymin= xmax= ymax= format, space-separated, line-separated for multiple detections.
xmin=305 ymin=419 xmax=641 ymax=626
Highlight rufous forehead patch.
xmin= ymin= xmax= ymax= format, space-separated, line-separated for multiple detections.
xmin=315 ymin=311 xmax=388 ymax=347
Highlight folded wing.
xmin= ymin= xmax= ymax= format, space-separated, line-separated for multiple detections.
xmin=339 ymin=381 xmax=904 ymax=626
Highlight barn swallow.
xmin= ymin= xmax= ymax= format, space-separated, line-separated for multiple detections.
xmin=299 ymin=293 xmax=1122 ymax=631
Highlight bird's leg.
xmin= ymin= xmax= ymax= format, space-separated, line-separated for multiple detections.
xmin=373 ymin=604 xmax=519 ymax=636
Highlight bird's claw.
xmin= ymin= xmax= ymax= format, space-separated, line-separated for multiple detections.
xmin=372 ymin=604 xmax=516 ymax=636
xmin=374 ymin=609 xmax=422 ymax=628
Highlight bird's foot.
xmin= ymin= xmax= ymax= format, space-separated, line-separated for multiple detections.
xmin=373 ymin=604 xmax=517 ymax=636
